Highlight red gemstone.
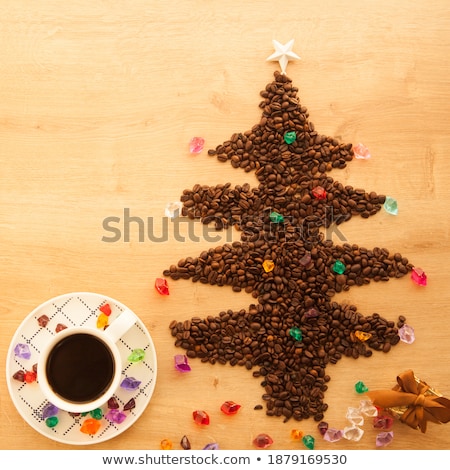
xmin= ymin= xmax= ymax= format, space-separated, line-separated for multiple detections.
xmin=107 ymin=397 xmax=120 ymax=409
xmin=12 ymin=370 xmax=25 ymax=382
xmin=253 ymin=433 xmax=273 ymax=449
xmin=220 ymin=400 xmax=241 ymax=415
xmin=99 ymin=303 xmax=112 ymax=316
xmin=37 ymin=315 xmax=49 ymax=327
xmin=155 ymin=278 xmax=170 ymax=295
xmin=55 ymin=323 xmax=67 ymax=332
xmin=312 ymin=186 xmax=327 ymax=200
xmin=123 ymin=398 xmax=136 ymax=411
xmin=24 ymin=370 xmax=37 ymax=383
xmin=193 ymin=410 xmax=210 ymax=425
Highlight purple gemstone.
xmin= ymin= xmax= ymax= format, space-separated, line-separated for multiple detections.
xmin=323 ymin=428 xmax=343 ymax=442
xmin=203 ymin=442 xmax=219 ymax=450
xmin=305 ymin=308 xmax=319 ymax=319
xmin=174 ymin=354 xmax=191 ymax=372
xmin=42 ymin=403 xmax=59 ymax=419
xmin=398 ymin=324 xmax=415 ymax=344
xmin=107 ymin=397 xmax=120 ymax=409
xmin=123 ymin=398 xmax=136 ymax=411
xmin=105 ymin=409 xmax=127 ymax=424
xmin=120 ymin=377 xmax=141 ymax=391
xmin=14 ymin=343 xmax=31 ymax=359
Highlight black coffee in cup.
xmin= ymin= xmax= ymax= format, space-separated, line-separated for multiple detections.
xmin=45 ymin=333 xmax=115 ymax=403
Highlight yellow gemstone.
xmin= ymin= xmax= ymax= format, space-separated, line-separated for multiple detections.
xmin=290 ymin=429 xmax=303 ymax=440
xmin=262 ymin=260 xmax=275 ymax=272
xmin=96 ymin=313 xmax=109 ymax=329
xmin=355 ymin=330 xmax=372 ymax=342
xmin=160 ymin=438 xmax=173 ymax=450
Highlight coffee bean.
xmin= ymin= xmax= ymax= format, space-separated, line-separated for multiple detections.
xmin=166 ymin=71 xmax=411 ymax=423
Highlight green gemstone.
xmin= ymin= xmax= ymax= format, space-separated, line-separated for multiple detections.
xmin=128 ymin=348 xmax=145 ymax=363
xmin=355 ymin=381 xmax=369 ymax=394
xmin=302 ymin=434 xmax=315 ymax=450
xmin=332 ymin=260 xmax=346 ymax=274
xmin=284 ymin=131 xmax=297 ymax=144
xmin=269 ymin=211 xmax=284 ymax=224
xmin=90 ymin=408 xmax=103 ymax=420
xmin=383 ymin=196 xmax=398 ymax=215
xmin=289 ymin=327 xmax=303 ymax=342
xmin=45 ymin=416 xmax=59 ymax=428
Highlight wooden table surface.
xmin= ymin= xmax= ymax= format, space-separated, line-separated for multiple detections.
xmin=1 ymin=0 xmax=449 ymax=451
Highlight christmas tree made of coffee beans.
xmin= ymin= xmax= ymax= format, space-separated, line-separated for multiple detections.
xmin=164 ymin=67 xmax=413 ymax=423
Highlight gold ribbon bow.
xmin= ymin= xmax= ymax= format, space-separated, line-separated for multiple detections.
xmin=366 ymin=369 xmax=450 ymax=433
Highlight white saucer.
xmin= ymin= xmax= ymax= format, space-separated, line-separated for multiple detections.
xmin=6 ymin=292 xmax=157 ymax=445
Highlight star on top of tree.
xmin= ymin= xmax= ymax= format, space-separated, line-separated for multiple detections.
xmin=266 ymin=39 xmax=301 ymax=74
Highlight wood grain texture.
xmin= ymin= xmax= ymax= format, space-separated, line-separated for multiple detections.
xmin=1 ymin=0 xmax=449 ymax=450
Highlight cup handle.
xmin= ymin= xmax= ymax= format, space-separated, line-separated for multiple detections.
xmin=103 ymin=308 xmax=138 ymax=343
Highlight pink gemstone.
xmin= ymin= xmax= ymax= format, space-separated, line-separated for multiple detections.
xmin=376 ymin=431 xmax=394 ymax=447
xmin=105 ymin=409 xmax=127 ymax=424
xmin=189 ymin=137 xmax=205 ymax=154
xmin=220 ymin=401 xmax=241 ymax=415
xmin=193 ymin=410 xmax=210 ymax=425
xmin=155 ymin=278 xmax=170 ymax=295
xmin=174 ymin=354 xmax=191 ymax=372
xmin=312 ymin=186 xmax=327 ymax=200
xmin=299 ymin=253 xmax=311 ymax=266
xmin=323 ymin=428 xmax=343 ymax=442
xmin=55 ymin=323 xmax=67 ymax=332
xmin=353 ymin=143 xmax=371 ymax=159
xmin=253 ymin=433 xmax=273 ymax=449
xmin=398 ymin=324 xmax=415 ymax=344
xmin=411 ymin=267 xmax=427 ymax=286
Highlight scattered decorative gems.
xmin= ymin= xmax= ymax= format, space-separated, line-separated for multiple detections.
xmin=342 ymin=425 xmax=364 ymax=442
xmin=290 ymin=429 xmax=303 ymax=440
xmin=253 ymin=433 xmax=273 ymax=449
xmin=220 ymin=401 xmax=241 ymax=415
xmin=289 ymin=327 xmax=302 ymax=342
xmin=155 ymin=277 xmax=170 ymax=295
xmin=305 ymin=308 xmax=319 ymax=318
xmin=128 ymin=348 xmax=145 ymax=363
xmin=411 ymin=267 xmax=427 ymax=286
xmin=160 ymin=439 xmax=173 ymax=450
xmin=312 ymin=186 xmax=327 ymax=200
xmin=124 ymin=398 xmax=136 ymax=411
xmin=189 ymin=137 xmax=205 ymax=154
xmin=283 ymin=131 xmax=297 ymax=144
xmin=42 ymin=403 xmax=59 ymax=419
xmin=174 ymin=354 xmax=191 ymax=372
xmin=302 ymin=435 xmax=315 ymax=450
xmin=120 ymin=377 xmax=141 ymax=391
xmin=45 ymin=416 xmax=59 ymax=428
xmin=203 ymin=442 xmax=219 ymax=450
xmin=180 ymin=435 xmax=191 ymax=450
xmin=346 ymin=407 xmax=364 ymax=426
xmin=165 ymin=201 xmax=183 ymax=219
xmin=398 ymin=324 xmax=415 ymax=344
xmin=96 ymin=312 xmax=109 ymax=329
xmin=193 ymin=410 xmax=210 ymax=425
xmin=332 ymin=260 xmax=346 ymax=274
xmin=80 ymin=418 xmax=101 ymax=435
xmin=262 ymin=260 xmax=275 ymax=273
xmin=90 ymin=408 xmax=103 ymax=420
xmin=99 ymin=303 xmax=112 ymax=316
xmin=353 ymin=143 xmax=371 ymax=160
xmin=269 ymin=211 xmax=284 ymax=223
xmin=299 ymin=253 xmax=311 ymax=266
xmin=105 ymin=409 xmax=127 ymax=424
xmin=383 ymin=196 xmax=398 ymax=215
xmin=14 ymin=343 xmax=31 ymax=360
xmin=375 ymin=431 xmax=394 ymax=447
xmin=354 ymin=331 xmax=372 ymax=342
xmin=317 ymin=421 xmax=329 ymax=436
xmin=37 ymin=314 xmax=49 ymax=327
xmin=323 ymin=428 xmax=343 ymax=443
xmin=355 ymin=381 xmax=369 ymax=394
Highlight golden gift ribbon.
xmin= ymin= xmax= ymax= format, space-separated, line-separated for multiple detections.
xmin=366 ymin=369 xmax=450 ymax=433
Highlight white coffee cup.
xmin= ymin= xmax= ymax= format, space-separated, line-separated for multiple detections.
xmin=37 ymin=308 xmax=137 ymax=413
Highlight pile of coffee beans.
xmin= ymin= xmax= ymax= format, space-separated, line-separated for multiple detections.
xmin=164 ymin=71 xmax=413 ymax=422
